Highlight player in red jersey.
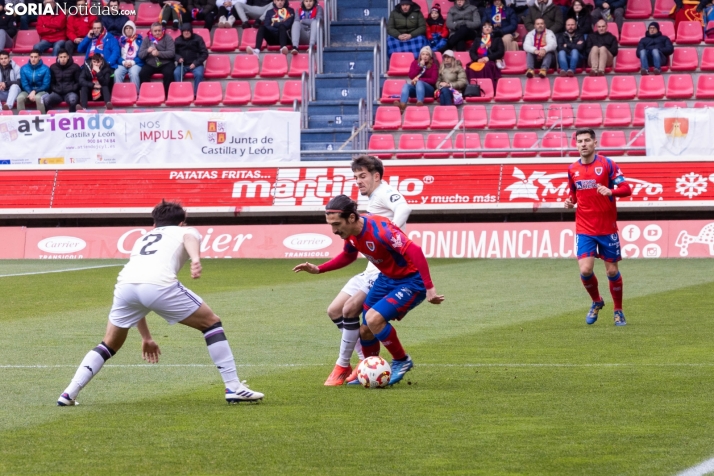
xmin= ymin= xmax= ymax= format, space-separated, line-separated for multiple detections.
xmin=293 ymin=195 xmax=444 ymax=385
xmin=565 ymin=129 xmax=632 ymax=326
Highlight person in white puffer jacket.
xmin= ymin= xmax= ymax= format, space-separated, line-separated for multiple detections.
xmin=523 ymin=17 xmax=556 ymax=78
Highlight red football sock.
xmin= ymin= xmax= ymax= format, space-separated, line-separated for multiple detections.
xmin=580 ymin=273 xmax=601 ymax=302
xmin=360 ymin=338 xmax=381 ymax=358
xmin=608 ymin=272 xmax=623 ymax=311
xmin=375 ymin=324 xmax=406 ymax=361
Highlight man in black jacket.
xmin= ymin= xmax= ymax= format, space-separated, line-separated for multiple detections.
xmin=101 ymin=0 xmax=130 ymax=37
xmin=79 ymin=53 xmax=113 ymax=109
xmin=173 ymin=23 xmax=208 ymax=97
xmin=0 ymin=0 xmax=17 ymax=51
xmin=585 ymin=19 xmax=618 ymax=76
xmin=43 ymin=49 xmax=81 ymax=112
xmin=636 ymin=21 xmax=673 ymax=75
xmin=557 ymin=18 xmax=585 ymax=76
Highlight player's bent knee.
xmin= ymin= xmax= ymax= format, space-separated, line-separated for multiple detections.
xmin=365 ymin=309 xmax=385 ymax=328
xmin=326 ymin=303 xmax=342 ymax=320
xmin=342 ymin=300 xmax=364 ymax=319
xmin=360 ymin=324 xmax=375 ymax=341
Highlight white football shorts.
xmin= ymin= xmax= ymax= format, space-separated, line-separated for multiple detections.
xmin=108 ymin=281 xmax=203 ymax=328
xmin=340 ymin=270 xmax=380 ymax=296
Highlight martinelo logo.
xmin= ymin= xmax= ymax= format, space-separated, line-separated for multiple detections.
xmin=5 ymin=4 xmax=135 ymax=16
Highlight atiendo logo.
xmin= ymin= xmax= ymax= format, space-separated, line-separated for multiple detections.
xmin=5 ymin=4 xmax=135 ymax=16
xmin=16 ymin=114 xmax=114 ymax=137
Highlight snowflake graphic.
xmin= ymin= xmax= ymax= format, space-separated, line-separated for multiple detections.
xmin=675 ymin=172 xmax=708 ymax=199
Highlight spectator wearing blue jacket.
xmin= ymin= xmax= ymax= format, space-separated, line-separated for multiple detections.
xmin=78 ymin=20 xmax=121 ymax=69
xmin=483 ymin=0 xmax=518 ymax=51
xmin=592 ymin=0 xmax=626 ymax=35
xmin=17 ymin=49 xmax=50 ymax=113
xmin=636 ymin=21 xmax=673 ymax=75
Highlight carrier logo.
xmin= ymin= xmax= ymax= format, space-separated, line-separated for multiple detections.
xmin=37 ymin=236 xmax=87 ymax=254
xmin=282 ymin=233 xmax=332 ymax=251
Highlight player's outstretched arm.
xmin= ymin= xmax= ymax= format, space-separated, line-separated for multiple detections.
xmin=137 ymin=317 xmax=161 ymax=364
xmin=293 ymin=251 xmax=358 ymax=275
xmin=183 ymin=233 xmax=202 ymax=279
xmin=292 ymin=262 xmax=320 ymax=274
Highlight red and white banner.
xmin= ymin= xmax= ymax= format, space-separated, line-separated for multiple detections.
xmin=1 ymin=159 xmax=713 ymax=215
xmin=2 ymin=220 xmax=713 ymax=260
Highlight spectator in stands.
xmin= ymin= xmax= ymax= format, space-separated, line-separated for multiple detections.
xmin=79 ymin=53 xmax=113 ymax=109
xmin=17 ymin=0 xmax=42 ymax=31
xmin=65 ymin=0 xmax=96 ymax=56
xmin=484 ymin=0 xmax=518 ymax=51
xmin=567 ymin=0 xmax=591 ymax=38
xmin=436 ymin=49 xmax=467 ymax=105
xmin=396 ymin=45 xmax=439 ymax=112
xmin=557 ymin=18 xmax=584 ymax=76
xmin=522 ymin=0 xmax=563 ymax=33
xmin=160 ymin=0 xmax=187 ymax=30
xmin=34 ymin=0 xmax=67 ymax=56
xmin=553 ymin=0 xmax=571 ymax=17
xmin=387 ymin=0 xmax=429 ymax=59
xmin=17 ymin=49 xmax=50 ymax=113
xmin=232 ymin=0 xmax=274 ymax=28
xmin=246 ymin=0 xmax=295 ymax=56
xmin=290 ymin=0 xmax=323 ymax=54
xmin=185 ymin=0 xmax=217 ymax=30
xmin=426 ymin=4 xmax=449 ymax=53
xmin=585 ymin=18 xmax=617 ymax=75
xmin=101 ymin=0 xmax=129 ymax=37
xmin=138 ymin=22 xmax=175 ymax=97
xmin=115 ymin=20 xmax=143 ymax=91
xmin=445 ymin=0 xmax=481 ymax=51
xmin=78 ymin=20 xmax=121 ymax=69
xmin=591 ymin=0 xmax=624 ymax=35
xmin=174 ymin=23 xmax=207 ymax=97
xmin=523 ymin=17 xmax=556 ymax=77
xmin=43 ymin=49 xmax=81 ymax=112
xmin=216 ymin=0 xmax=239 ymax=28
xmin=0 ymin=50 xmax=21 ymax=110
xmin=0 ymin=1 xmax=16 ymax=52
xmin=466 ymin=21 xmax=503 ymax=88
xmin=636 ymin=22 xmax=673 ymax=75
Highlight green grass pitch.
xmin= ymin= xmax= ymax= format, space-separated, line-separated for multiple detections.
xmin=1 ymin=258 xmax=714 ymax=475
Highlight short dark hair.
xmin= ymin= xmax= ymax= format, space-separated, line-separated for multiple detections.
xmin=152 ymin=200 xmax=186 ymax=226
xmin=91 ymin=53 xmax=104 ymax=63
xmin=350 ymin=155 xmax=384 ymax=180
xmin=575 ymin=128 xmax=596 ymax=140
xmin=57 ymin=49 xmax=69 ymax=57
xmin=92 ymin=19 xmax=103 ymax=26
xmin=29 ymin=49 xmax=41 ymax=56
xmin=0 ymin=50 xmax=9 ymax=58
xmin=325 ymin=195 xmax=359 ymax=221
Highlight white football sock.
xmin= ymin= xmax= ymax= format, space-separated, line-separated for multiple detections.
xmin=203 ymin=322 xmax=240 ymax=391
xmin=337 ymin=317 xmax=360 ymax=367
xmin=63 ymin=343 xmax=114 ymax=399
xmin=355 ymin=339 xmax=365 ymax=361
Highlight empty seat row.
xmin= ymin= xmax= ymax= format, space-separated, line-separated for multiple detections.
xmin=368 ymin=130 xmax=646 ymax=159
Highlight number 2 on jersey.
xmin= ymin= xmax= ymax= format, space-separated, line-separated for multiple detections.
xmin=139 ymin=234 xmax=163 ymax=255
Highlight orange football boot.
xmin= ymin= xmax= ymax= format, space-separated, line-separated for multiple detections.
xmin=324 ymin=364 xmax=352 ymax=386
xmin=343 ymin=360 xmax=363 ymax=385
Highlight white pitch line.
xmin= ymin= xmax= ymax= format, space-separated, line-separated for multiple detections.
xmin=0 ymin=264 xmax=123 ymax=278
xmin=677 ymin=457 xmax=714 ymax=476
xmin=3 ymin=363 xmax=714 ymax=369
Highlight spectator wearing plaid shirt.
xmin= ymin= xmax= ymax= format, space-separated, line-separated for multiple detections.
xmin=387 ymin=0 xmax=429 ymax=60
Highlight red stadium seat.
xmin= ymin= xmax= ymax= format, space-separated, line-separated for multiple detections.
xmin=620 ymin=22 xmax=645 ymax=46
xmin=368 ymin=134 xmax=395 ymax=159
xmin=551 ymin=77 xmax=579 ymax=101
xmin=670 ymin=47 xmax=698 ymax=71
xmin=702 ymin=48 xmax=714 ymax=70
xmin=410 ymin=0 xmax=429 ymax=16
xmin=431 ymin=105 xmax=459 ymax=129
xmin=387 ymin=53 xmax=414 ymax=76
xmin=212 ymin=29 xmax=239 ymax=52
xmin=204 ymin=55 xmax=231 ymax=79
xmin=120 ymin=2 xmax=135 ymax=21
xmin=495 ymin=78 xmax=522 ymax=101
xmin=373 ymin=106 xmax=402 ymax=130
xmin=501 ymin=51 xmax=527 ymax=75
xmin=288 ymin=54 xmax=310 ymax=77
xmin=424 ymin=134 xmax=453 ymax=158
xmin=136 ymin=3 xmax=161 ymax=25
xmin=633 ymin=102 xmax=659 ymax=126
xmin=260 ymin=54 xmax=288 ymax=77
xmin=103 ymin=109 xmax=127 ymax=114
xmin=453 ymin=133 xmax=481 ymax=157
xmin=193 ymin=28 xmax=211 ymax=48
xmin=281 ymin=81 xmax=302 ymax=104
xmin=707 ymin=21 xmax=714 ymax=43
xmin=666 ymin=74 xmax=694 ymax=99
xmin=195 ymin=82 xmax=224 ymax=106
xmin=654 ymin=0 xmax=674 ymax=17
xmin=13 ymin=31 xmax=40 ymax=53
xmin=580 ymin=76 xmax=608 ymax=100
xmin=600 ymin=130 xmax=627 ymax=156
xmin=696 ymin=74 xmax=714 ymax=98
xmin=659 ymin=21 xmax=676 ymax=42
xmin=239 ymin=27 xmax=266 ymax=51
xmin=465 ymin=78 xmax=494 ymax=102
xmin=482 ymin=133 xmax=510 ymax=158
xmin=511 ymin=132 xmax=539 ymax=158
xmin=232 ymin=54 xmax=260 ymax=78
xmin=604 ymin=103 xmax=632 ymax=126
xmin=453 ymin=51 xmax=471 ymax=66
xmin=609 ymin=75 xmax=637 ymax=99
xmin=381 ymin=79 xmax=406 ymax=103
xmin=165 ymin=82 xmax=194 ymax=106
xmin=136 ymin=83 xmax=165 ymax=106
xmin=523 ymin=77 xmax=551 ymax=101
xmin=489 ymin=104 xmax=517 ymax=129
xmin=19 ymin=110 xmax=40 ymax=115
xmin=396 ymin=133 xmax=425 ymax=159
xmin=515 ymin=24 xmax=527 ymax=46
xmin=462 ymin=105 xmax=488 ymax=128
xmin=217 ymin=108 xmax=241 ymax=112
xmin=676 ymin=21 xmax=702 ymax=44
xmin=606 ymin=21 xmax=620 ymax=38
xmin=516 ymin=104 xmax=545 ymax=128
xmin=252 ymin=81 xmax=280 ymax=105
xmin=614 ymin=49 xmax=640 ymax=73
xmin=402 ymin=106 xmax=431 ymax=130
xmin=76 ymin=109 xmax=98 ymax=114
xmin=166 ymin=29 xmax=180 ymax=41
xmin=638 ymin=75 xmax=665 ymax=99
xmin=625 ymin=0 xmax=652 ymax=18
xmin=110 ymin=83 xmax=137 ymax=107
xmin=13 ymin=56 xmax=29 ymax=68
xmin=541 ymin=131 xmax=570 ymax=157
xmin=575 ymin=103 xmax=603 ymax=127
xmin=663 ymin=101 xmax=687 ymax=107
xmin=628 ymin=130 xmax=646 ymax=155
xmin=694 ymin=101 xmax=714 ymax=107
xmin=546 ymin=104 xmax=574 ymax=127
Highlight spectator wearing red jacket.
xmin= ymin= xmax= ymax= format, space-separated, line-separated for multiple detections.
xmin=426 ymin=4 xmax=449 ymax=52
xmin=33 ymin=0 xmax=67 ymax=56
xmin=64 ymin=0 xmax=97 ymax=56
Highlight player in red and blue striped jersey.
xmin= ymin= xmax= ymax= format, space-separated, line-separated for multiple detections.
xmin=293 ymin=195 xmax=444 ymax=385
xmin=565 ymin=129 xmax=632 ymax=326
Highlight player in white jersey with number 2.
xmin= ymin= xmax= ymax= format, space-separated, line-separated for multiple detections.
xmin=57 ymin=201 xmax=263 ymax=406
xmin=322 ymin=155 xmax=412 ymax=386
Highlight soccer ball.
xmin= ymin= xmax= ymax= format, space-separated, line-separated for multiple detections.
xmin=357 ymin=356 xmax=392 ymax=389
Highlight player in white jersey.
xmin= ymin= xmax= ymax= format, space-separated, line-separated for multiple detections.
xmin=322 ymin=155 xmax=411 ymax=386
xmin=57 ymin=201 xmax=263 ymax=406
